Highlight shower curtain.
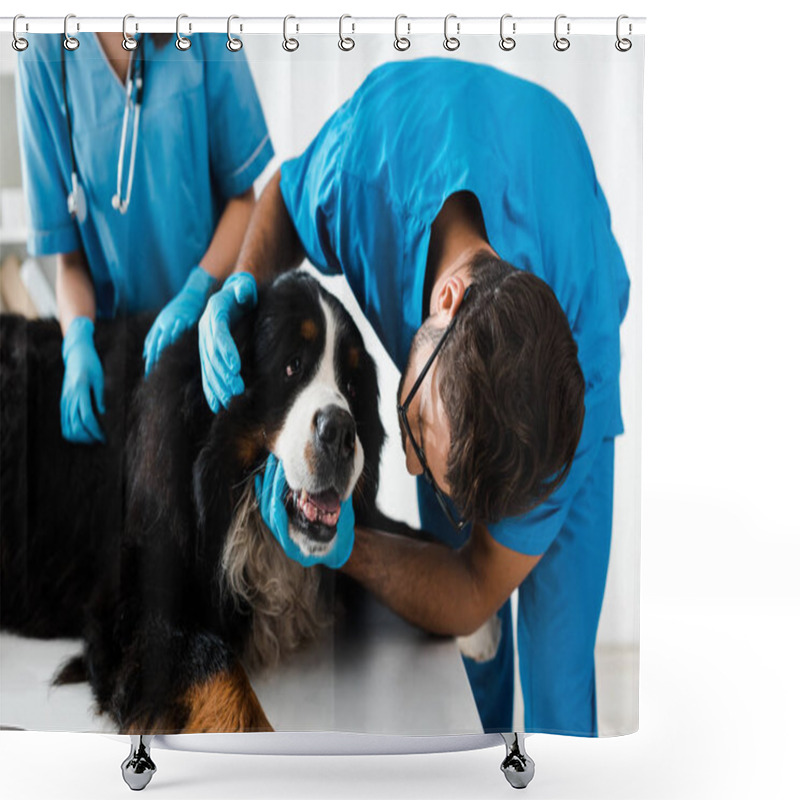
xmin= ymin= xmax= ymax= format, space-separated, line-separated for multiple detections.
xmin=0 ymin=20 xmax=643 ymax=740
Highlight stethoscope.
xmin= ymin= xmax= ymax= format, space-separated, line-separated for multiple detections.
xmin=61 ymin=33 xmax=145 ymax=223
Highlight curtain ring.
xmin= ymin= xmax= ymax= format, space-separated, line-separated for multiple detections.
xmin=227 ymin=15 xmax=243 ymax=51
xmin=175 ymin=14 xmax=191 ymax=51
xmin=338 ymin=15 xmax=355 ymax=51
xmin=63 ymin=14 xmax=80 ymax=51
xmin=499 ymin=14 xmax=516 ymax=51
xmin=615 ymin=15 xmax=632 ymax=52
xmin=443 ymin=14 xmax=460 ymax=51
xmin=553 ymin=14 xmax=570 ymax=52
xmin=122 ymin=14 xmax=138 ymax=51
xmin=394 ymin=14 xmax=411 ymax=51
xmin=12 ymin=15 xmax=29 ymax=52
xmin=282 ymin=15 xmax=299 ymax=52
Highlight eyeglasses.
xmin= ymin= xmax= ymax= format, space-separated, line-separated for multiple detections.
xmin=397 ymin=286 xmax=472 ymax=533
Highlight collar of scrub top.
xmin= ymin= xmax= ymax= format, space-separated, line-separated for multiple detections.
xmin=61 ymin=32 xmax=146 ymax=222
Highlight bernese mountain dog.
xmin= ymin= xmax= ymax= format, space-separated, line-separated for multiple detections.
xmin=0 ymin=270 xmax=400 ymax=734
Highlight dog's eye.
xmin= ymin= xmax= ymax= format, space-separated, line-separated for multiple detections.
xmin=285 ymin=356 xmax=302 ymax=378
xmin=346 ymin=379 xmax=357 ymax=399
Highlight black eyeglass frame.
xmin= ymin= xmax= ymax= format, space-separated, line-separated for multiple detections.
xmin=397 ymin=286 xmax=472 ymax=533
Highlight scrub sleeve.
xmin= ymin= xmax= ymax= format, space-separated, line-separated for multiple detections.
xmin=15 ymin=39 xmax=81 ymax=257
xmin=200 ymin=34 xmax=274 ymax=201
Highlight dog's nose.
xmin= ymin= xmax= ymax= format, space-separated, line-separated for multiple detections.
xmin=314 ymin=405 xmax=356 ymax=461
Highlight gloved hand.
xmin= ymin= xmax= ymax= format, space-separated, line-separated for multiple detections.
xmin=60 ymin=316 xmax=106 ymax=444
xmin=143 ymin=265 xmax=217 ymax=377
xmin=254 ymin=454 xmax=356 ymax=569
xmin=198 ymin=271 xmax=258 ymax=413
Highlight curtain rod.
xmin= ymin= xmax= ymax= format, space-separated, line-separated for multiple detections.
xmin=1 ymin=16 xmax=646 ymax=37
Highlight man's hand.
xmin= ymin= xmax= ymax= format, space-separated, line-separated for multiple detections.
xmin=198 ymin=272 xmax=258 ymax=413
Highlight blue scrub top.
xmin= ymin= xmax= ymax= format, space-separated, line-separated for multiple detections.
xmin=280 ymin=57 xmax=630 ymax=557
xmin=15 ymin=33 xmax=273 ymax=317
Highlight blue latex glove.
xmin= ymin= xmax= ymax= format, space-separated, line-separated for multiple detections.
xmin=143 ymin=265 xmax=217 ymax=377
xmin=198 ymin=271 xmax=258 ymax=413
xmin=254 ymin=454 xmax=356 ymax=569
xmin=60 ymin=316 xmax=106 ymax=444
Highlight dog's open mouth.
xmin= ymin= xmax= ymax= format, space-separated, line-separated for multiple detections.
xmin=284 ymin=487 xmax=341 ymax=544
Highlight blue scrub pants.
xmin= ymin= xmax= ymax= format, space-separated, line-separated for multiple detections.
xmin=417 ymin=436 xmax=615 ymax=735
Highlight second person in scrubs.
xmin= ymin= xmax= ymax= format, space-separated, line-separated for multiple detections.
xmin=15 ymin=31 xmax=272 ymax=443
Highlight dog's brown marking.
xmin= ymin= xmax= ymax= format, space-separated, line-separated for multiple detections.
xmin=119 ymin=662 xmax=272 ymax=735
xmin=300 ymin=318 xmax=318 ymax=342
xmin=234 ymin=425 xmax=274 ymax=469
xmin=235 ymin=429 xmax=262 ymax=468
xmin=181 ymin=661 xmax=273 ymax=733
xmin=348 ymin=346 xmax=359 ymax=370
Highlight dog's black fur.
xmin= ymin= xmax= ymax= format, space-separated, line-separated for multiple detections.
xmin=0 ymin=271 xmax=399 ymax=733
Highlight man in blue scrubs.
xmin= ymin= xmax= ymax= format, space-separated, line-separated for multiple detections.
xmin=198 ymin=58 xmax=630 ymax=736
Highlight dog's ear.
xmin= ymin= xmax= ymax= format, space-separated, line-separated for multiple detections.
xmin=192 ymin=411 xmax=266 ymax=547
xmin=228 ymin=285 xmax=266 ymax=388
xmin=191 ymin=285 xmax=269 ymax=546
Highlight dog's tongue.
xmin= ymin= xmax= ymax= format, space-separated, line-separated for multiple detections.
xmin=295 ymin=488 xmax=342 ymax=527
xmin=308 ymin=489 xmax=340 ymax=512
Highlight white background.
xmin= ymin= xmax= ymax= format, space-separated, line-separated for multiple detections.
xmin=0 ymin=1 xmax=798 ymax=799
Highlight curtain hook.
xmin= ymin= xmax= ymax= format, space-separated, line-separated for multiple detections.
xmin=394 ymin=14 xmax=411 ymax=51
xmin=12 ymin=14 xmax=29 ymax=52
xmin=227 ymin=15 xmax=243 ymax=51
xmin=444 ymin=14 xmax=460 ymax=51
xmin=63 ymin=13 xmax=80 ymax=51
xmin=338 ymin=14 xmax=355 ymax=51
xmin=615 ymin=15 xmax=632 ymax=52
xmin=122 ymin=14 xmax=138 ymax=51
xmin=175 ymin=14 xmax=191 ymax=51
xmin=283 ymin=15 xmax=299 ymax=52
xmin=500 ymin=14 xmax=516 ymax=51
xmin=553 ymin=14 xmax=570 ymax=52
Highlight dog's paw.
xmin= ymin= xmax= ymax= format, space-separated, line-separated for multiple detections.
xmin=457 ymin=613 xmax=502 ymax=663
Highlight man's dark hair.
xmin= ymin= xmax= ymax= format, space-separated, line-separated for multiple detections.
xmin=437 ymin=253 xmax=585 ymax=524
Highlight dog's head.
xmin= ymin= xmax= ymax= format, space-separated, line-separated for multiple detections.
xmin=234 ymin=271 xmax=383 ymax=559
